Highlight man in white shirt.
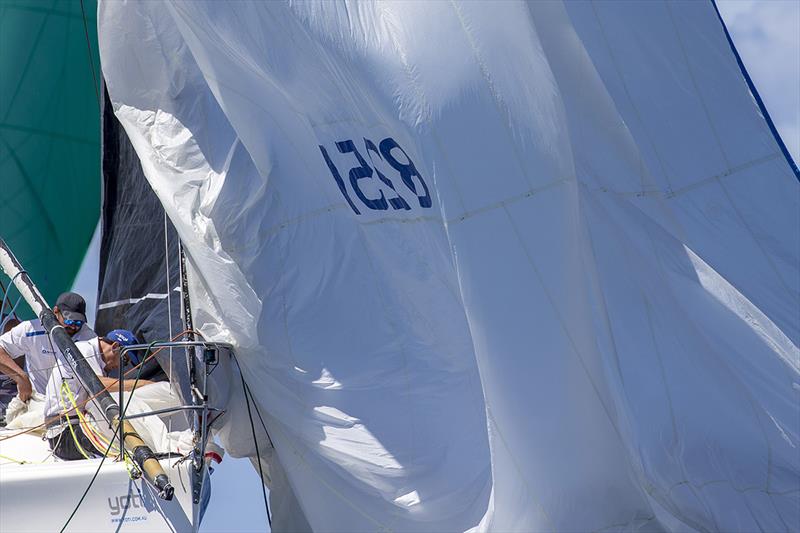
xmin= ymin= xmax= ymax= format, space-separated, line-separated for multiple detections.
xmin=0 ymin=292 xmax=96 ymax=401
xmin=45 ymin=329 xmax=152 ymax=461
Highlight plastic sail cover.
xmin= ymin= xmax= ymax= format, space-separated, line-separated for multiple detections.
xmin=98 ymin=1 xmax=800 ymax=531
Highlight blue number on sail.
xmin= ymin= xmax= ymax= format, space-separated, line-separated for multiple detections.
xmin=335 ymin=140 xmax=388 ymax=211
xmin=319 ymin=144 xmax=361 ymax=215
xmin=363 ymin=138 xmax=411 ymax=210
xmin=320 ymin=137 xmax=430 ymax=213
xmin=379 ymin=137 xmax=432 ymax=208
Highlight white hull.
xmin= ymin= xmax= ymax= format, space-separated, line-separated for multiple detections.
xmin=0 ymin=430 xmax=199 ymax=532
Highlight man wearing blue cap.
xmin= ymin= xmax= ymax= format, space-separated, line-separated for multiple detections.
xmin=44 ymin=329 xmax=152 ymax=461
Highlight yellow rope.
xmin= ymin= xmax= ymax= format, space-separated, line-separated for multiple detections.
xmin=66 ymin=382 xmax=125 ymax=458
xmin=0 ymin=452 xmax=28 ymax=465
xmin=60 ymin=380 xmax=143 ymax=479
xmin=58 ymin=382 xmax=92 ymax=460
xmin=79 ymin=416 xmax=117 ymax=455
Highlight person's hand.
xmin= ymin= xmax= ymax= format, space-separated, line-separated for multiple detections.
xmin=15 ymin=376 xmax=32 ymax=402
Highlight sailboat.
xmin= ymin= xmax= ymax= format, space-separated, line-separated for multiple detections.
xmin=0 ymin=2 xmax=224 ymax=530
xmin=3 ymin=0 xmax=799 ymax=531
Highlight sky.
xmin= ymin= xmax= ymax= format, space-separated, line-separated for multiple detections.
xmin=717 ymin=0 xmax=800 ymax=162
xmin=68 ymin=3 xmax=798 ymax=532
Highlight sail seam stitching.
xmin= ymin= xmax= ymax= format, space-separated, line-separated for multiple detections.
xmin=664 ymin=2 xmax=733 ymax=173
xmin=583 ymin=152 xmax=781 ymax=198
xmin=589 ymin=0 xmax=674 ymax=194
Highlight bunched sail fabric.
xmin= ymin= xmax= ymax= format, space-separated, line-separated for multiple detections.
xmin=98 ymin=1 xmax=799 ymax=531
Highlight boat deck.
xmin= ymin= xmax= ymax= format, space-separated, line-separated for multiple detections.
xmin=0 ymin=427 xmax=58 ymax=466
xmin=0 ymin=428 xmax=199 ymax=532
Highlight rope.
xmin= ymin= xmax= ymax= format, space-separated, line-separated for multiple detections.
xmin=115 ymin=344 xmax=153 ymax=481
xmin=164 ymin=213 xmax=174 ymax=439
xmin=234 ymin=354 xmax=272 ymax=527
xmin=58 ymin=382 xmax=91 ymax=460
xmin=78 ymin=0 xmax=101 ymax=114
xmin=58 ymin=344 xmax=155 ymax=470
xmin=0 ymin=330 xmax=199 ymax=444
xmin=79 ymin=415 xmax=119 ymax=456
xmin=59 ymin=427 xmax=117 ymax=532
xmin=61 ymin=379 xmax=122 ymax=458
xmin=0 ymin=434 xmax=60 ymax=466
xmin=0 ymin=272 xmax=23 ymax=331
xmin=0 ymin=452 xmax=28 ymax=465
xmin=59 ymin=350 xmax=150 ymax=533
xmin=0 ymin=350 xmax=120 ymax=386
xmin=244 ymin=381 xmax=274 ymax=448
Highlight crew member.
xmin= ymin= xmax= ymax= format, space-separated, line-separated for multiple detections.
xmin=0 ymin=292 xmax=96 ymax=402
xmin=0 ymin=316 xmax=20 ymax=424
xmin=45 ymin=329 xmax=152 ymax=461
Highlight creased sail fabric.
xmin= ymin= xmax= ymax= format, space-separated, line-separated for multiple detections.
xmin=98 ymin=1 xmax=799 ymax=531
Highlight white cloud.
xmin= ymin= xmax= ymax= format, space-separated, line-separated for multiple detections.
xmin=717 ymin=0 xmax=800 ymax=162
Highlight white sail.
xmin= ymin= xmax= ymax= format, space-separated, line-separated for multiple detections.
xmin=98 ymin=1 xmax=799 ymax=531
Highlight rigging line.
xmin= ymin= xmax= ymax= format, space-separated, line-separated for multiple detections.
xmin=164 ymin=213 xmax=174 ymax=340
xmin=1 ymin=272 xmax=23 ymax=319
xmin=0 ymin=330 xmax=198 ymax=443
xmin=0 ymin=273 xmax=23 ymax=330
xmin=236 ymin=357 xmax=272 ymax=527
xmin=1 ymin=0 xmax=52 ymax=121
xmin=709 ymin=0 xmax=799 ymax=180
xmin=0 ymin=335 xmax=119 ymax=378
xmin=164 ymin=213 xmax=174 ymax=437
xmin=78 ymin=0 xmax=101 ymax=114
xmin=244 ymin=382 xmax=274 ymax=448
xmin=59 ymin=351 xmax=149 ymax=533
xmin=0 ymin=296 xmax=22 ymax=332
xmin=58 ymin=417 xmax=117 ymax=532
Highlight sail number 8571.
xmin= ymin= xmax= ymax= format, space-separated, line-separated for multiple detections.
xmin=319 ymin=137 xmax=431 ymax=215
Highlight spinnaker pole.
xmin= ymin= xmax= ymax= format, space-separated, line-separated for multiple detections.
xmin=0 ymin=238 xmax=174 ymax=500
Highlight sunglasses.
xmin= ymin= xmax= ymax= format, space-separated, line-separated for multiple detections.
xmin=122 ymin=351 xmax=141 ymax=365
xmin=64 ymin=319 xmax=84 ymax=327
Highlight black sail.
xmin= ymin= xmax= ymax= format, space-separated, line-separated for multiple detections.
xmin=96 ymin=86 xmax=182 ymax=385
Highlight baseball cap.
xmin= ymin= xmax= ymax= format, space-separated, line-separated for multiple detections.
xmin=55 ymin=292 xmax=87 ymax=322
xmin=104 ymin=329 xmax=139 ymax=347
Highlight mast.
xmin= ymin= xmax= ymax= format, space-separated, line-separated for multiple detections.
xmin=0 ymin=237 xmax=174 ymax=500
xmin=178 ymin=241 xmax=205 ymax=506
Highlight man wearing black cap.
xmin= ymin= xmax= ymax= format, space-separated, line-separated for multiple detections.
xmin=0 ymin=292 xmax=96 ymax=402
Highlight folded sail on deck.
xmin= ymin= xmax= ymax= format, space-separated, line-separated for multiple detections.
xmin=98 ymin=1 xmax=799 ymax=531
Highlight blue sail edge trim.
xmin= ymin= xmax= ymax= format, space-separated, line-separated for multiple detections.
xmin=710 ymin=0 xmax=799 ymax=181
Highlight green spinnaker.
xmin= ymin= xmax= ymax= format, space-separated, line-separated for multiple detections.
xmin=0 ymin=0 xmax=100 ymax=316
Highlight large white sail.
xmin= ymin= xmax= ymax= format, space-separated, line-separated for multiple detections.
xmin=98 ymin=1 xmax=799 ymax=531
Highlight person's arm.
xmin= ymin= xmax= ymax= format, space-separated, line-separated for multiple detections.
xmin=0 ymin=346 xmax=32 ymax=401
xmin=99 ymin=375 xmax=153 ymax=392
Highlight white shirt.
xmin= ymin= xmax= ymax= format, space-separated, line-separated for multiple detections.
xmin=0 ymin=319 xmax=96 ymax=394
xmin=44 ymin=337 xmax=107 ymax=436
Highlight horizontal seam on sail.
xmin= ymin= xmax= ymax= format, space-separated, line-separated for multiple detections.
xmin=361 ymin=215 xmax=442 ymax=226
xmin=592 ymin=515 xmax=657 ymax=533
xmin=665 ymin=477 xmax=799 ymax=496
xmin=97 ymin=289 xmax=180 ymax=310
xmin=245 ymin=205 xmax=446 ymax=247
xmin=583 ymin=152 xmax=782 ymax=198
xmin=247 ymin=177 xmax=571 ymax=234
xmin=448 ymin=177 xmax=571 ymax=225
